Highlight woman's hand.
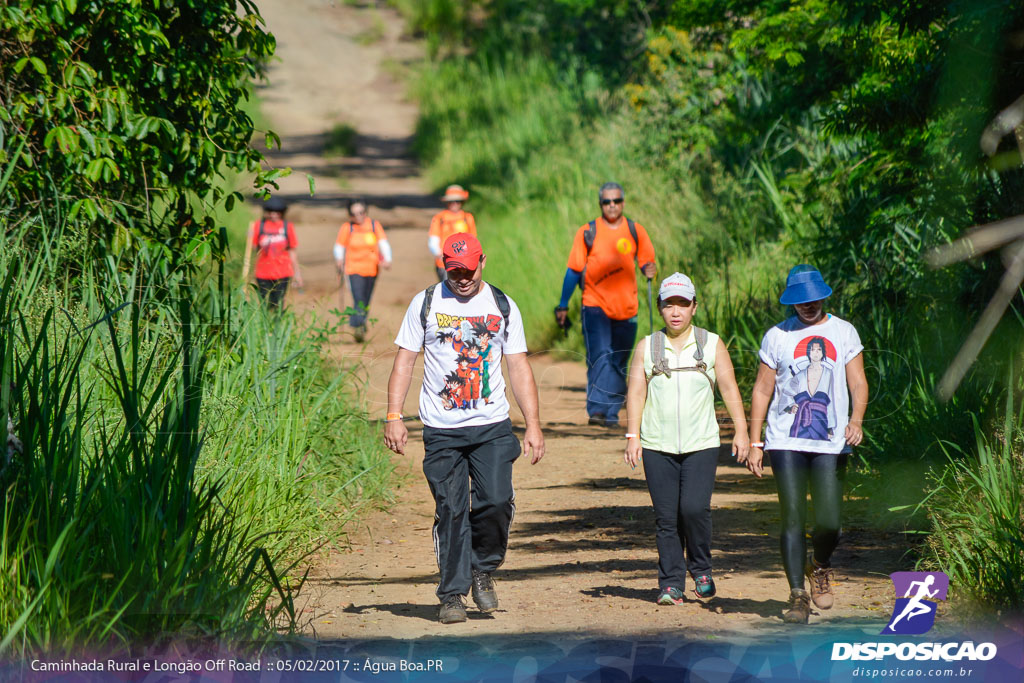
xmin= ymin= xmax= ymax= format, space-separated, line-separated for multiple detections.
xmin=746 ymin=445 xmax=764 ymax=478
xmin=732 ymin=431 xmax=750 ymax=463
xmin=624 ymin=438 xmax=643 ymax=470
xmin=845 ymin=419 xmax=863 ymax=447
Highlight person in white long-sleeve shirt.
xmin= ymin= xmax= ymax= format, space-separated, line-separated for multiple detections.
xmin=334 ymin=199 xmax=392 ymax=342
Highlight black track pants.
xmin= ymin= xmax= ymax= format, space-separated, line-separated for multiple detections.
xmin=642 ymin=447 xmax=718 ymax=589
xmin=768 ymin=449 xmax=847 ymax=590
xmin=422 ymin=419 xmax=520 ymax=601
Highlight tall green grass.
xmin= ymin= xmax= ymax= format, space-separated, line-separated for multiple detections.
xmin=0 ymin=166 xmax=392 ymax=653
xmin=922 ymin=385 xmax=1024 ymax=612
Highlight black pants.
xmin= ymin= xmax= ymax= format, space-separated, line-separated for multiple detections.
xmin=422 ymin=419 xmax=520 ymax=601
xmin=347 ymin=274 xmax=377 ymax=327
xmin=256 ymin=277 xmax=289 ymax=309
xmin=768 ymin=449 xmax=847 ymax=590
xmin=642 ymin=447 xmax=718 ymax=589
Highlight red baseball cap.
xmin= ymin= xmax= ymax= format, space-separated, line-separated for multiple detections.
xmin=442 ymin=233 xmax=483 ymax=271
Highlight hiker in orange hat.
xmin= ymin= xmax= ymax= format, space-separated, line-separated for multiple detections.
xmin=555 ymin=182 xmax=657 ymax=428
xmin=335 ymin=199 xmax=392 ymax=342
xmin=428 ymin=184 xmax=476 ymax=281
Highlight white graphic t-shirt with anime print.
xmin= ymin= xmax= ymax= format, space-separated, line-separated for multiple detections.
xmin=395 ymin=282 xmax=528 ymax=429
xmin=758 ymin=314 xmax=863 ymax=454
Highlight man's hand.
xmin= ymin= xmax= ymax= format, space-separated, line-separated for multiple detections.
xmin=293 ymin=271 xmax=304 ymax=289
xmin=554 ymin=306 xmax=570 ymax=330
xmin=383 ymin=419 xmax=408 ymax=455
xmin=641 ymin=262 xmax=657 ymax=279
xmin=523 ymin=424 xmax=545 ymax=464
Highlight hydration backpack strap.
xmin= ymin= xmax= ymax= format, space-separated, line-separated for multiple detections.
xmin=419 ymin=283 xmax=439 ymax=342
xmin=488 ymin=284 xmax=512 ymax=342
xmin=649 ymin=330 xmax=671 ymax=377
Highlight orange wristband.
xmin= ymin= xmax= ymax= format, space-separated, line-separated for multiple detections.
xmin=385 ymin=413 xmax=403 ymax=422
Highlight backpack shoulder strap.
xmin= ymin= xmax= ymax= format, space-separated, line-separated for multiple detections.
xmin=257 ymin=218 xmax=266 ymax=240
xmin=693 ymin=327 xmax=708 ymax=365
xmin=627 ymin=218 xmax=639 ymax=264
xmin=584 ymin=220 xmax=597 ymax=253
xmin=650 ymin=329 xmax=670 ymax=377
xmin=488 ymin=284 xmax=512 ymax=341
xmin=419 ymin=283 xmax=439 ymax=339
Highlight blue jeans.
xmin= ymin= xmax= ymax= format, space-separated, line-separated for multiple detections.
xmin=581 ymin=306 xmax=637 ymax=424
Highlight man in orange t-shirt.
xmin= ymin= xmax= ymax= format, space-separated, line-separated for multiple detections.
xmin=428 ymin=184 xmax=477 ymax=280
xmin=555 ymin=182 xmax=657 ymax=427
xmin=335 ymin=199 xmax=392 ymax=342
xmin=246 ymin=196 xmax=303 ymax=310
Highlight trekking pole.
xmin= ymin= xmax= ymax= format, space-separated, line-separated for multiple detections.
xmin=646 ymin=277 xmax=654 ymax=334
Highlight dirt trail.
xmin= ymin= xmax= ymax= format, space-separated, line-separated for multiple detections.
xmin=254 ymin=0 xmax=904 ymax=641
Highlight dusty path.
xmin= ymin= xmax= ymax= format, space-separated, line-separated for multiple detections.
xmin=254 ymin=0 xmax=908 ymax=642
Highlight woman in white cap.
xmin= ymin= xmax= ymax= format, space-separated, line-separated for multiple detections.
xmin=741 ymin=264 xmax=868 ymax=624
xmin=428 ymin=184 xmax=476 ymax=281
xmin=624 ymin=273 xmax=749 ymax=605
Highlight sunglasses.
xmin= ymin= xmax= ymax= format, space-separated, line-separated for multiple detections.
xmin=600 ymin=198 xmax=624 ymax=206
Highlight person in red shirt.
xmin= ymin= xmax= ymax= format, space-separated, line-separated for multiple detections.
xmin=554 ymin=182 xmax=657 ymax=427
xmin=246 ymin=196 xmax=303 ymax=310
xmin=334 ymin=199 xmax=392 ymax=342
xmin=428 ymin=185 xmax=476 ymax=281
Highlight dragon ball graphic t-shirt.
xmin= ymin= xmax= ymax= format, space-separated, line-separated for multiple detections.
xmin=758 ymin=314 xmax=863 ymax=454
xmin=395 ymin=282 xmax=528 ymax=429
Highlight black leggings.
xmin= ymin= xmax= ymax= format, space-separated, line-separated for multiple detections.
xmin=256 ymin=277 xmax=289 ymax=310
xmin=768 ymin=450 xmax=847 ymax=590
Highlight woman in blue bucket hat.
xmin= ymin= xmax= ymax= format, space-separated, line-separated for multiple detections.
xmin=741 ymin=265 xmax=869 ymax=624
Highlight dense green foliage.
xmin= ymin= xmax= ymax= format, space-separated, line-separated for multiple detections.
xmin=0 ymin=0 xmax=282 ymax=256
xmin=0 ymin=1 xmax=393 ymax=651
xmin=404 ymin=0 xmax=1024 ymax=611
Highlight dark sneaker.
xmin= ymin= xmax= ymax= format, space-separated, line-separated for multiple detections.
xmin=656 ymin=587 xmax=685 ymax=605
xmin=805 ymin=561 xmax=835 ymax=610
xmin=353 ymin=325 xmax=366 ymax=343
xmin=588 ymin=414 xmax=607 ymax=427
xmin=693 ymin=574 xmax=716 ymax=599
xmin=471 ymin=571 xmax=498 ymax=613
xmin=438 ymin=595 xmax=467 ymax=624
xmin=782 ymin=588 xmax=811 ymax=624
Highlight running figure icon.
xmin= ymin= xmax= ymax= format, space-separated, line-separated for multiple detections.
xmin=881 ymin=571 xmax=949 ymax=635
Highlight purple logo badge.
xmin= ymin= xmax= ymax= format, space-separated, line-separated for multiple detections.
xmin=881 ymin=571 xmax=949 ymax=635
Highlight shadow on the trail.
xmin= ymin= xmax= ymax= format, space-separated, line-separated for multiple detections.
xmin=341 ymin=601 xmax=501 ymax=623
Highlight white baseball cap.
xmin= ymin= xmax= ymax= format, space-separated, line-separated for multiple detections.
xmin=659 ymin=272 xmax=696 ymax=301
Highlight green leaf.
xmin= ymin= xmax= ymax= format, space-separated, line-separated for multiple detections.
xmin=306 ymin=173 xmax=316 ymax=196
xmin=63 ymin=0 xmax=77 ymax=14
xmin=43 ymin=126 xmax=80 ymax=154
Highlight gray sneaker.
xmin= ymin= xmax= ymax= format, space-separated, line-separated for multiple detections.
xmin=471 ymin=571 xmax=498 ymax=613
xmin=438 ymin=595 xmax=467 ymax=624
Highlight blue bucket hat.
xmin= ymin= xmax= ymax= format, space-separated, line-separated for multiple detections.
xmin=779 ymin=265 xmax=832 ymax=305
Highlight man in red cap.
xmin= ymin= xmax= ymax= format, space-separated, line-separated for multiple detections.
xmin=385 ymin=233 xmax=545 ymax=624
xmin=427 ymin=184 xmax=477 ymax=281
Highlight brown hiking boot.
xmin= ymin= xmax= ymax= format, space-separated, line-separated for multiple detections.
xmin=805 ymin=560 xmax=835 ymax=610
xmin=783 ymin=588 xmax=811 ymax=624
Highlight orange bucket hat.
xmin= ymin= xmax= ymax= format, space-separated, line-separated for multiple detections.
xmin=441 ymin=184 xmax=469 ymax=202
